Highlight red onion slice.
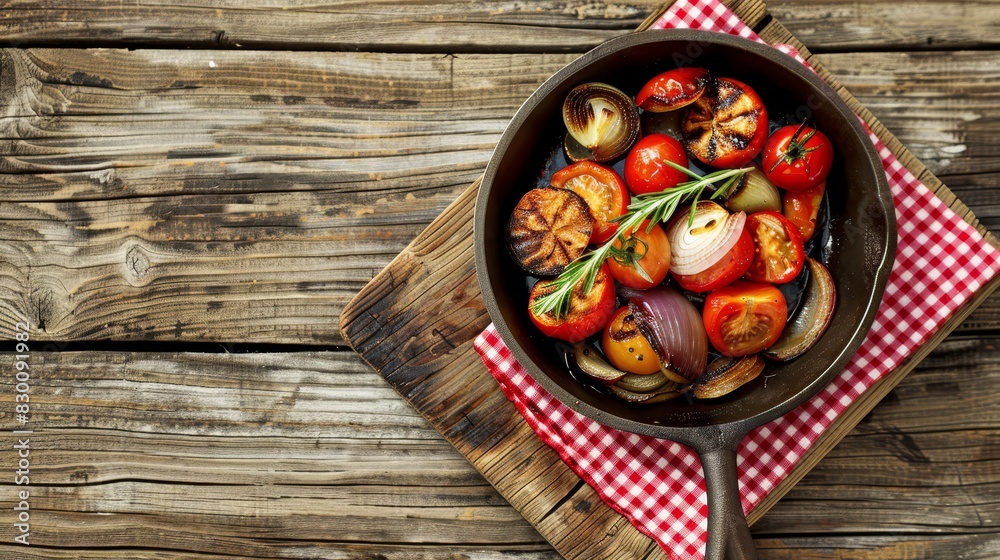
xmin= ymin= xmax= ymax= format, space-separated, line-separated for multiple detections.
xmin=629 ymin=286 xmax=708 ymax=382
xmin=666 ymin=201 xmax=745 ymax=276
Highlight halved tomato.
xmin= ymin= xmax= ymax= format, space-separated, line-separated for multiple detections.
xmin=681 ymin=77 xmax=768 ymax=169
xmin=635 ymin=67 xmax=709 ymax=113
xmin=608 ymin=222 xmax=671 ymax=289
xmin=623 ymin=133 xmax=689 ymax=195
xmin=744 ymin=211 xmax=805 ymax=284
xmin=528 ymin=263 xmax=617 ymax=343
xmin=551 ymin=161 xmax=630 ymax=244
xmin=673 ymin=227 xmax=753 ymax=292
xmin=703 ymin=281 xmax=787 ymax=357
xmin=601 ymin=306 xmax=660 ymax=375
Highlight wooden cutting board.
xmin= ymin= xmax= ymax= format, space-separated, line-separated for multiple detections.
xmin=340 ymin=1 xmax=1000 ymax=557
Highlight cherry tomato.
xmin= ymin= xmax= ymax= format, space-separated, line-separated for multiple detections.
xmin=703 ymin=280 xmax=787 ymax=357
xmin=762 ymin=123 xmax=834 ymax=192
xmin=782 ymin=181 xmax=825 ymax=240
xmin=551 ymin=161 xmax=630 ymax=244
xmin=624 ymin=134 xmax=689 ymax=195
xmin=528 ymin=263 xmax=616 ymax=343
xmin=608 ymin=222 xmax=671 ymax=289
xmin=635 ymin=67 xmax=709 ymax=113
xmin=681 ymin=77 xmax=768 ymax=169
xmin=601 ymin=306 xmax=660 ymax=375
xmin=673 ymin=227 xmax=753 ymax=292
xmin=744 ymin=211 xmax=805 ymax=284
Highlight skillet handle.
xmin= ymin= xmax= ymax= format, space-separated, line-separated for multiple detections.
xmin=701 ymin=443 xmax=758 ymax=560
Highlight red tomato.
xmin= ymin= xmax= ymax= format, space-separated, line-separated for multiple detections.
xmin=782 ymin=181 xmax=825 ymax=240
xmin=673 ymin=227 xmax=754 ymax=292
xmin=601 ymin=306 xmax=660 ymax=375
xmin=762 ymin=123 xmax=834 ymax=192
xmin=635 ymin=67 xmax=709 ymax=112
xmin=681 ymin=77 xmax=768 ymax=169
xmin=744 ymin=211 xmax=805 ymax=284
xmin=703 ymin=281 xmax=787 ymax=357
xmin=608 ymin=222 xmax=671 ymax=289
xmin=528 ymin=263 xmax=616 ymax=343
xmin=551 ymin=161 xmax=630 ymax=244
xmin=624 ymin=134 xmax=689 ymax=195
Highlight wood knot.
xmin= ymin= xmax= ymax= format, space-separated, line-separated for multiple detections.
xmin=125 ymin=245 xmax=150 ymax=284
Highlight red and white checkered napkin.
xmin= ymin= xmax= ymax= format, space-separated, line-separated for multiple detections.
xmin=474 ymin=1 xmax=1000 ymax=558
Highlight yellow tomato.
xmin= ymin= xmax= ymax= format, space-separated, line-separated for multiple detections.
xmin=601 ymin=306 xmax=660 ymax=375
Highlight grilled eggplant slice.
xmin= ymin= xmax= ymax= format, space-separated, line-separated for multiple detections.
xmin=507 ymin=187 xmax=593 ymax=276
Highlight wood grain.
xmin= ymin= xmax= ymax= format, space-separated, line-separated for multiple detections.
xmin=0 ymin=46 xmax=997 ymax=345
xmin=0 ymin=0 xmax=997 ymax=559
xmin=814 ymin=50 xmax=1000 ymax=176
xmin=770 ymin=0 xmax=1000 ymax=51
xmin=0 ymin=350 xmax=553 ymax=557
xmin=0 ymin=47 xmax=565 ymax=344
xmin=1 ymin=1 xmax=997 ymax=52
xmin=0 ymin=335 xmax=995 ymax=558
xmin=0 ymin=0 xmax=664 ymax=51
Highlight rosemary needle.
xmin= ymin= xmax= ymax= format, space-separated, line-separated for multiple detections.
xmin=530 ymin=163 xmax=752 ymax=319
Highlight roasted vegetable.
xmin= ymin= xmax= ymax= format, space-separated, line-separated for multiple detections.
xmin=681 ymin=77 xmax=768 ymax=168
xmin=507 ymin=187 xmax=593 ymax=276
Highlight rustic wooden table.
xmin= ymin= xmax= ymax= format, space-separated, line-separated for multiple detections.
xmin=0 ymin=1 xmax=997 ymax=559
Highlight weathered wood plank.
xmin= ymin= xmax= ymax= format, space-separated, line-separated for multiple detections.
xmin=0 ymin=333 xmax=995 ymax=557
xmin=0 ymin=350 xmax=552 ymax=556
xmin=755 ymin=534 xmax=1000 ymax=560
xmin=1 ymin=1 xmax=997 ymax=52
xmin=0 ymin=0 xmax=663 ymax=51
xmin=756 ymin=335 xmax=1000 ymax=535
xmin=769 ymin=0 xmax=1000 ymax=51
xmin=0 ymin=47 xmax=573 ymax=344
xmin=947 ymin=173 xmax=1000 ymax=234
xmin=1 ymin=47 xmax=997 ymax=344
xmin=814 ymin=51 xmax=1000 ymax=176
xmin=1 ymin=549 xmax=561 ymax=560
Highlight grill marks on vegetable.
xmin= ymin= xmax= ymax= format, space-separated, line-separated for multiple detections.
xmin=507 ymin=188 xmax=593 ymax=276
xmin=682 ymin=77 xmax=767 ymax=168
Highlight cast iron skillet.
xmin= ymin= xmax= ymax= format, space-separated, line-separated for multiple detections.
xmin=475 ymin=30 xmax=896 ymax=559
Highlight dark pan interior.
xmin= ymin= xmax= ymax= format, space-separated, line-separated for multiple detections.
xmin=475 ymin=30 xmax=895 ymax=440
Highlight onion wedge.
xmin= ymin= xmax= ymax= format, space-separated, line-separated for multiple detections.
xmin=629 ymin=286 xmax=708 ymax=382
xmin=610 ymin=383 xmax=686 ymax=404
xmin=615 ymin=371 xmax=675 ymax=393
xmin=572 ymin=342 xmax=627 ymax=385
xmin=765 ymin=258 xmax=836 ymax=361
xmin=692 ymin=354 xmax=765 ymax=399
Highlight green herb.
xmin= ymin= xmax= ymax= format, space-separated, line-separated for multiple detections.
xmin=609 ymin=235 xmax=653 ymax=284
xmin=530 ymin=164 xmax=751 ymax=319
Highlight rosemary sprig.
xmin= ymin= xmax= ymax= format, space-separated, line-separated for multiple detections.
xmin=530 ymin=164 xmax=751 ymax=319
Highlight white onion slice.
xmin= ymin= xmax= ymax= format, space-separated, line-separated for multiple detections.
xmin=666 ymin=201 xmax=745 ymax=276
